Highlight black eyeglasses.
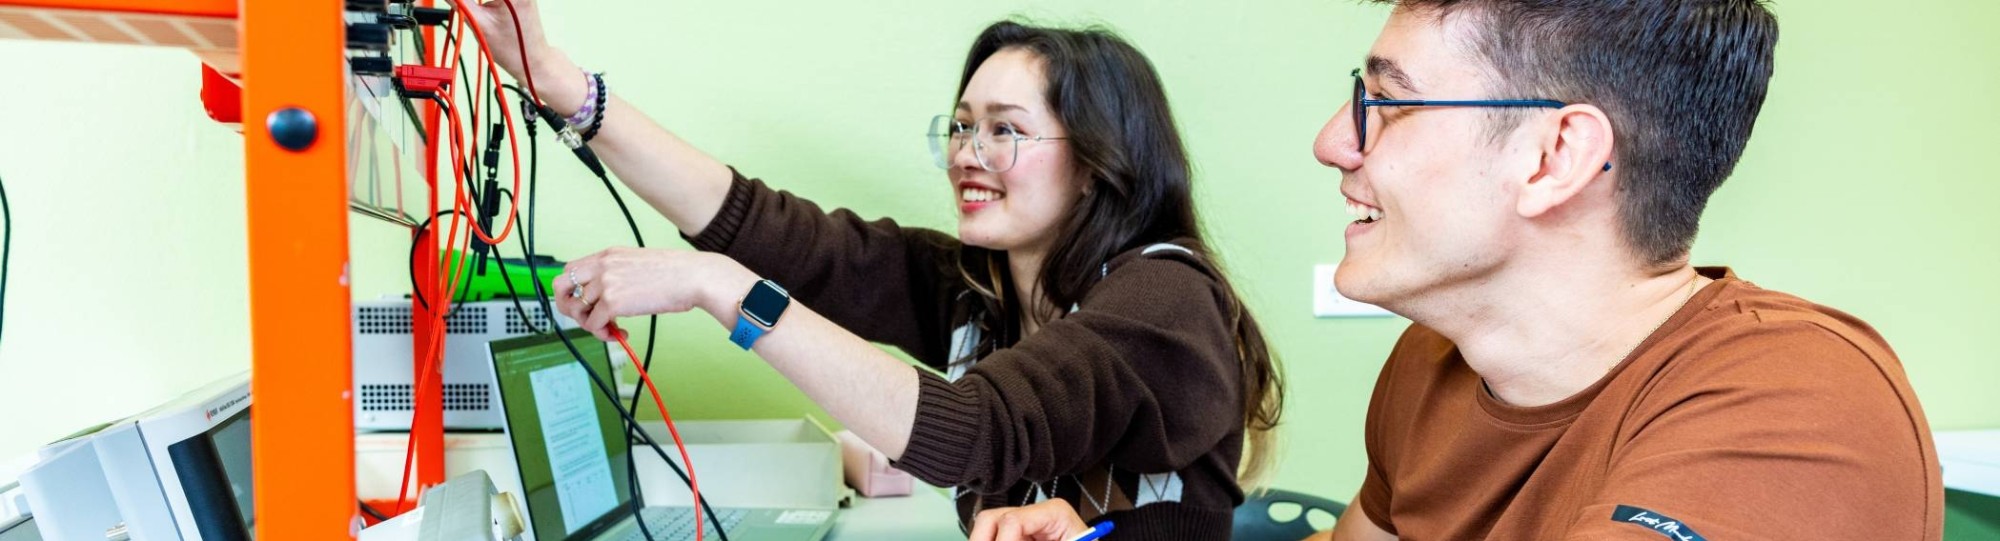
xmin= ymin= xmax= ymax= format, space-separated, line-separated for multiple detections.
xmin=1349 ymin=68 xmax=1568 ymax=153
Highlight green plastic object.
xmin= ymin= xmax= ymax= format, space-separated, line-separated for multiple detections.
xmin=440 ymin=249 xmax=565 ymax=302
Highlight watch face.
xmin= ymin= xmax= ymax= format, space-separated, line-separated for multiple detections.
xmin=742 ymin=280 xmax=791 ymax=327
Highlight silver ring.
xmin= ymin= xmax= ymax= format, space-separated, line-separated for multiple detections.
xmin=568 ymin=272 xmax=583 ymax=298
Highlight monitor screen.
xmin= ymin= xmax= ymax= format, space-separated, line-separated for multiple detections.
xmin=211 ymin=411 xmax=254 ymax=534
xmin=491 ymin=331 xmax=633 ymax=541
xmin=166 ymin=405 xmax=254 ymax=541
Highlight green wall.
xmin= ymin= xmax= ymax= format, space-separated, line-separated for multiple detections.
xmin=368 ymin=0 xmax=1992 ymax=502
xmin=2 ymin=0 xmax=1995 ymax=535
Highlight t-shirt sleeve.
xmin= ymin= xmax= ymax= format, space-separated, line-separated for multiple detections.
xmin=1355 ymin=327 xmax=1416 ymax=536
xmin=1355 ymin=466 xmax=1396 ymax=536
xmin=1561 ymin=319 xmax=1939 ymax=541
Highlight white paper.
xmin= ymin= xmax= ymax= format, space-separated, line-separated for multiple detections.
xmin=530 ymin=362 xmax=619 ymax=534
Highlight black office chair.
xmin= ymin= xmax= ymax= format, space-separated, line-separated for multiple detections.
xmin=1233 ymin=489 xmax=1346 ymax=541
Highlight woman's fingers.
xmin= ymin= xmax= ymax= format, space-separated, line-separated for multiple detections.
xmin=462 ymin=0 xmax=547 ymax=81
xmin=582 ymin=280 xmax=624 ymax=336
xmin=967 ymin=500 xmax=1086 ymax=541
xmin=554 ymin=257 xmax=598 ymax=325
xmin=968 ymin=508 xmax=1003 ymax=541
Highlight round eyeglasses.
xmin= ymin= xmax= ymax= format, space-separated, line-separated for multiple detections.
xmin=928 ymin=114 xmax=1068 ymax=173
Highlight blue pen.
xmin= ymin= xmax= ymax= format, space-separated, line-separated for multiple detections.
xmin=1064 ymin=521 xmax=1114 ymax=541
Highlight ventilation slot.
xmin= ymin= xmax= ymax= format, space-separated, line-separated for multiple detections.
xmin=355 ymin=306 xmax=413 ymax=335
xmin=358 ymin=383 xmax=491 ymax=412
xmin=505 ymin=305 xmax=556 ymax=334
xmin=445 ymin=305 xmax=486 ymax=334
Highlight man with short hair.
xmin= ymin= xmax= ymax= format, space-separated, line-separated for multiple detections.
xmin=968 ymin=1 xmax=1943 ymax=540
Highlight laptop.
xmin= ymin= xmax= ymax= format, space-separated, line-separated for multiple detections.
xmin=488 ymin=330 xmax=836 ymax=541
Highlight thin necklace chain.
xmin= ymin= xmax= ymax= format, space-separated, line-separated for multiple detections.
xmin=1618 ymin=272 xmax=1703 ymax=364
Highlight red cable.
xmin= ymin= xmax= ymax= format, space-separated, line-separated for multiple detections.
xmin=394 ymin=5 xmax=486 ymax=516
xmin=395 ymin=1 xmax=652 ymax=523
xmin=437 ymin=0 xmax=525 ymax=247
xmin=466 ymin=46 xmax=486 ymax=170
xmin=391 ymin=18 xmax=454 ymax=511
xmin=614 ymin=330 xmax=705 ymax=541
xmin=477 ymin=3 xmax=705 ymax=536
xmin=396 ymin=84 xmax=480 ymax=512
xmin=395 ymin=208 xmax=472 ymax=511
xmin=495 ymin=0 xmax=541 ymax=101
xmin=394 ymin=197 xmax=476 ymax=512
xmin=475 ymin=52 xmax=525 ymax=245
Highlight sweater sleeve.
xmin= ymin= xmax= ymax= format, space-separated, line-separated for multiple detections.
xmin=686 ymin=170 xmax=964 ymax=366
xmin=890 ymin=256 xmax=1244 ymax=492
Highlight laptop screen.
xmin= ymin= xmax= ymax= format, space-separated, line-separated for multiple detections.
xmin=490 ymin=330 xmax=635 ymax=541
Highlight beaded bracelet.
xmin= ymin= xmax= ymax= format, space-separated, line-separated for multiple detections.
xmin=581 ymin=72 xmax=609 ymax=143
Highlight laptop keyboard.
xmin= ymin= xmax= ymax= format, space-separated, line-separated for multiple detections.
xmin=610 ymin=507 xmax=748 ymax=541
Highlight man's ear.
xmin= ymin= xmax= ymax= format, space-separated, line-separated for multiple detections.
xmin=1517 ymin=104 xmax=1615 ymax=218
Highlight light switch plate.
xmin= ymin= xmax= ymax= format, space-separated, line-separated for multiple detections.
xmin=1313 ymin=264 xmax=1394 ymax=318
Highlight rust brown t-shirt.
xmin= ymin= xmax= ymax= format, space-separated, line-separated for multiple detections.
xmin=1355 ymin=268 xmax=1943 ymax=540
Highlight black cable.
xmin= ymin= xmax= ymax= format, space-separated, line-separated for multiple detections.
xmin=502 ymin=105 xmax=653 ymax=541
xmin=502 ymin=82 xmax=658 ymax=412
xmin=430 ymin=96 xmax=503 ymax=289
xmin=553 ymin=326 xmax=717 ymax=540
xmin=407 ymin=209 xmax=469 ymax=312
xmin=422 ymin=96 xmax=483 ymax=211
xmin=0 ymin=172 xmax=10 ymax=350
xmin=473 ymin=99 xmax=503 ymax=275
xmin=509 ymin=82 xmax=666 ymax=432
xmin=412 ymin=27 xmax=710 ymax=538
xmin=577 ymin=149 xmax=672 ymax=461
xmin=409 ymin=95 xmax=478 ymax=314
xmin=358 ymin=500 xmax=390 ymax=522
xmin=490 ymin=188 xmax=540 ymax=334
xmin=508 ymin=89 xmax=558 ymax=324
xmin=565 ymin=134 xmax=695 ymax=541
xmin=526 ymin=87 xmax=683 ymax=536
xmin=498 ymin=84 xmax=725 ymax=540
xmin=499 ymin=83 xmax=661 ymax=538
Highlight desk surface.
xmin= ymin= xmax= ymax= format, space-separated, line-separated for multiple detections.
xmin=829 ymin=486 xmax=964 ymax=540
xmin=1938 ymin=429 xmax=2000 ymax=497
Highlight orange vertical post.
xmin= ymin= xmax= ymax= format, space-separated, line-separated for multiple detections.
xmin=242 ymin=0 xmax=355 ymax=538
xmin=412 ymin=0 xmax=446 ymax=495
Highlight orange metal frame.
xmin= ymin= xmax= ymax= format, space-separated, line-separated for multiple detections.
xmin=240 ymin=0 xmax=356 ymax=537
xmin=1 ymin=0 xmax=449 ymax=537
xmin=0 ymin=0 xmax=231 ymax=17
xmin=412 ymin=0 xmax=448 ymax=507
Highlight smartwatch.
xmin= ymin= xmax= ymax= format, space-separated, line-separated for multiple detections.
xmin=729 ymin=279 xmax=791 ymax=350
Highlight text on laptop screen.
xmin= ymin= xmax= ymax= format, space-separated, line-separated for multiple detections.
xmin=492 ymin=332 xmax=634 ymax=540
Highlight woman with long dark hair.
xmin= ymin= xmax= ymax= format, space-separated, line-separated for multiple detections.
xmin=471 ymin=3 xmax=1283 ymax=536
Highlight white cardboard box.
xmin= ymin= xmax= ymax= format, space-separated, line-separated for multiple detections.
xmin=1938 ymin=429 xmax=2000 ymax=497
xmin=633 ymin=418 xmax=847 ymax=510
xmin=356 ymin=417 xmax=847 ymax=515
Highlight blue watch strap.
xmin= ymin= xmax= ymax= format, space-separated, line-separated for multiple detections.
xmin=730 ymin=315 xmax=768 ymax=350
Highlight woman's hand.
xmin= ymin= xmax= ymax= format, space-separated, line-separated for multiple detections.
xmin=552 ymin=247 xmax=757 ymax=341
xmin=459 ymin=0 xmax=551 ymax=78
xmin=460 ymin=0 xmax=590 ymax=114
xmin=968 ymin=500 xmax=1090 ymax=541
